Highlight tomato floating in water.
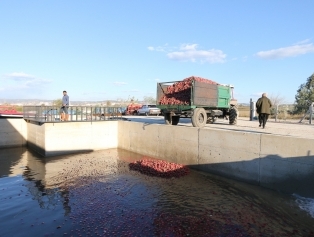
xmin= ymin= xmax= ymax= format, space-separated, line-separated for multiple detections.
xmin=129 ymin=159 xmax=189 ymax=178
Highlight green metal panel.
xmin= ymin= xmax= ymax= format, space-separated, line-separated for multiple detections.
xmin=217 ymin=85 xmax=231 ymax=108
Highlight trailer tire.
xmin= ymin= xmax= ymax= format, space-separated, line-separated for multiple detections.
xmin=171 ymin=115 xmax=180 ymax=125
xmin=191 ymin=108 xmax=207 ymax=127
xmin=164 ymin=113 xmax=180 ymax=125
xmin=229 ymin=106 xmax=238 ymax=125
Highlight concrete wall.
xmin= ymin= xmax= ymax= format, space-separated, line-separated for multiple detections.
xmin=0 ymin=118 xmax=27 ymax=148
xmin=27 ymin=121 xmax=118 ymax=157
xmin=2 ymin=118 xmax=314 ymax=198
xmin=198 ymin=129 xmax=261 ymax=183
xmin=118 ymin=121 xmax=199 ymax=165
xmin=118 ymin=121 xmax=314 ymax=198
xmin=260 ymin=135 xmax=314 ymax=197
xmin=26 ymin=121 xmax=46 ymax=155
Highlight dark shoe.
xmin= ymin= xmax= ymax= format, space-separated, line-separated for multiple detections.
xmin=259 ymin=124 xmax=261 ymax=127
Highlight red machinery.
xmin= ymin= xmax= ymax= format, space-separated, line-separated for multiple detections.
xmin=125 ymin=103 xmax=142 ymax=115
xmin=0 ymin=106 xmax=23 ymax=117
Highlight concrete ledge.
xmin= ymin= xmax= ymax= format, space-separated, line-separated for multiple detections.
xmin=0 ymin=118 xmax=27 ymax=148
xmin=198 ymin=129 xmax=261 ymax=184
xmin=118 ymin=122 xmax=199 ymax=165
xmin=27 ymin=121 xmax=118 ymax=157
xmin=118 ymin=121 xmax=314 ymax=198
xmin=259 ymin=134 xmax=314 ymax=197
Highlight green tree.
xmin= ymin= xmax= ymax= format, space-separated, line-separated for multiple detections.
xmin=52 ymin=99 xmax=62 ymax=107
xmin=294 ymin=73 xmax=314 ymax=114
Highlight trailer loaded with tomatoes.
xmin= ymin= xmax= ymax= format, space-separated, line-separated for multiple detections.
xmin=156 ymin=76 xmax=238 ymax=127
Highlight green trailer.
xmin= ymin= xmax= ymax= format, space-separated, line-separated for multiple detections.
xmin=156 ymin=80 xmax=238 ymax=127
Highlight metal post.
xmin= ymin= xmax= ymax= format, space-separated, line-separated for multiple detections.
xmin=275 ymin=104 xmax=279 ymax=122
xmin=250 ymin=98 xmax=254 ymax=121
xmin=310 ymin=103 xmax=314 ymax=124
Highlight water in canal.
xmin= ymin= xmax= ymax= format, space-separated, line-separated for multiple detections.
xmin=1 ymin=147 xmax=314 ymax=237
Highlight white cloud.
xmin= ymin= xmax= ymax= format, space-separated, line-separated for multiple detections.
xmin=2 ymin=72 xmax=51 ymax=89
xmin=179 ymin=44 xmax=198 ymax=51
xmin=0 ymin=72 xmax=52 ymax=99
xmin=113 ymin=81 xmax=127 ymax=86
xmin=294 ymin=39 xmax=311 ymax=45
xmin=4 ymin=72 xmax=36 ymax=81
xmin=148 ymin=43 xmax=226 ymax=63
xmin=256 ymin=43 xmax=314 ymax=59
xmin=148 ymin=46 xmax=167 ymax=52
xmin=167 ymin=45 xmax=226 ymax=63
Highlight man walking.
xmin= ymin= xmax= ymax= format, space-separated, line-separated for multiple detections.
xmin=60 ymin=90 xmax=69 ymax=121
xmin=256 ymin=93 xmax=272 ymax=128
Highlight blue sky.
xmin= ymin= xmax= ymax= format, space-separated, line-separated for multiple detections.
xmin=0 ymin=0 xmax=314 ymax=103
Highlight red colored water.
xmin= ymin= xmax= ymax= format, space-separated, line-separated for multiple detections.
xmin=1 ymin=147 xmax=314 ymax=237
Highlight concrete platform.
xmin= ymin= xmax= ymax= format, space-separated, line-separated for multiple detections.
xmin=125 ymin=116 xmax=314 ymax=139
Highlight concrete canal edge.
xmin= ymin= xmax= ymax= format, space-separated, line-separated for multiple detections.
xmin=1 ymin=118 xmax=314 ymax=198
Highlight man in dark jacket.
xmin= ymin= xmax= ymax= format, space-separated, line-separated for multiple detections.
xmin=256 ymin=93 xmax=272 ymax=128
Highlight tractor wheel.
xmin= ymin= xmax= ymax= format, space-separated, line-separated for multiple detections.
xmin=171 ymin=115 xmax=180 ymax=125
xmin=191 ymin=108 xmax=207 ymax=128
xmin=164 ymin=113 xmax=180 ymax=125
xmin=229 ymin=106 xmax=238 ymax=125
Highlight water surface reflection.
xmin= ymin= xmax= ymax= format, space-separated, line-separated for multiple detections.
xmin=0 ymin=147 xmax=314 ymax=237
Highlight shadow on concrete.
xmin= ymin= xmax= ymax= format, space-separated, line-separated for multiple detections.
xmin=190 ymin=154 xmax=314 ymax=199
xmin=27 ymin=139 xmax=94 ymax=157
xmin=0 ymin=117 xmax=26 ymax=149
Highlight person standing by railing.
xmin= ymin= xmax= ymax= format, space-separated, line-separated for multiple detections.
xmin=60 ymin=90 xmax=69 ymax=121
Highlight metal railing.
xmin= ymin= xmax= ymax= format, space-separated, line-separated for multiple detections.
xmin=23 ymin=106 xmax=124 ymax=122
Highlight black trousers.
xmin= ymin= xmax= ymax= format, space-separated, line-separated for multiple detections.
xmin=259 ymin=113 xmax=269 ymax=128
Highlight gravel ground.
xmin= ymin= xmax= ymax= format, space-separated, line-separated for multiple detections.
xmin=124 ymin=115 xmax=314 ymax=140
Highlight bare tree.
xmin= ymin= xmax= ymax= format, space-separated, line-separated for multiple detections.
xmin=268 ymin=93 xmax=287 ymax=119
xmin=143 ymin=96 xmax=156 ymax=104
xmin=268 ymin=93 xmax=286 ymax=107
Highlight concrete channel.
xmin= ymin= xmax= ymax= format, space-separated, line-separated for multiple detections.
xmin=1 ymin=117 xmax=314 ymax=199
